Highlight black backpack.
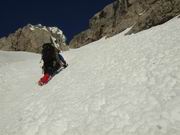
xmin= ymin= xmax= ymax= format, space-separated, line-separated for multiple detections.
xmin=41 ymin=43 xmax=61 ymax=74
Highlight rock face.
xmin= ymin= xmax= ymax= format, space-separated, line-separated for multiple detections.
xmin=0 ymin=24 xmax=69 ymax=53
xmin=69 ymin=0 xmax=180 ymax=48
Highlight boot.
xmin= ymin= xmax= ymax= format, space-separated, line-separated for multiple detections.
xmin=38 ymin=73 xmax=52 ymax=86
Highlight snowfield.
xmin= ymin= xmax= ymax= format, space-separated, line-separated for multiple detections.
xmin=1 ymin=17 xmax=180 ymax=135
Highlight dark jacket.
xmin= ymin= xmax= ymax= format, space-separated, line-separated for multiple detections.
xmin=42 ymin=43 xmax=61 ymax=75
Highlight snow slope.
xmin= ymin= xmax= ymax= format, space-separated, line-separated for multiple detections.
xmin=1 ymin=17 xmax=180 ymax=135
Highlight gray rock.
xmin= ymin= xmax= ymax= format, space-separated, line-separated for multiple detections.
xmin=69 ymin=0 xmax=180 ymax=48
xmin=0 ymin=24 xmax=69 ymax=53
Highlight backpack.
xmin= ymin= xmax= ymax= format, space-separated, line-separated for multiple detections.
xmin=41 ymin=43 xmax=61 ymax=74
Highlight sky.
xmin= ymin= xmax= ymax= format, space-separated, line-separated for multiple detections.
xmin=0 ymin=0 xmax=114 ymax=42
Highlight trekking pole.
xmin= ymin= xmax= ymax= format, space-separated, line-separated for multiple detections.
xmin=39 ymin=58 xmax=42 ymax=63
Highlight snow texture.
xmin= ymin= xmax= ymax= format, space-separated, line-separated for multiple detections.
xmin=1 ymin=17 xmax=180 ymax=135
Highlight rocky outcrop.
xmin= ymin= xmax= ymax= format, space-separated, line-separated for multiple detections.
xmin=70 ymin=0 xmax=180 ymax=48
xmin=0 ymin=24 xmax=69 ymax=53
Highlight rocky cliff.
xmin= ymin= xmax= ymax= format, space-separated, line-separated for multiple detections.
xmin=69 ymin=0 xmax=180 ymax=48
xmin=0 ymin=24 xmax=69 ymax=53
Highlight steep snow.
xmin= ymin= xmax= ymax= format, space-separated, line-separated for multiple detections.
xmin=1 ymin=17 xmax=180 ymax=135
